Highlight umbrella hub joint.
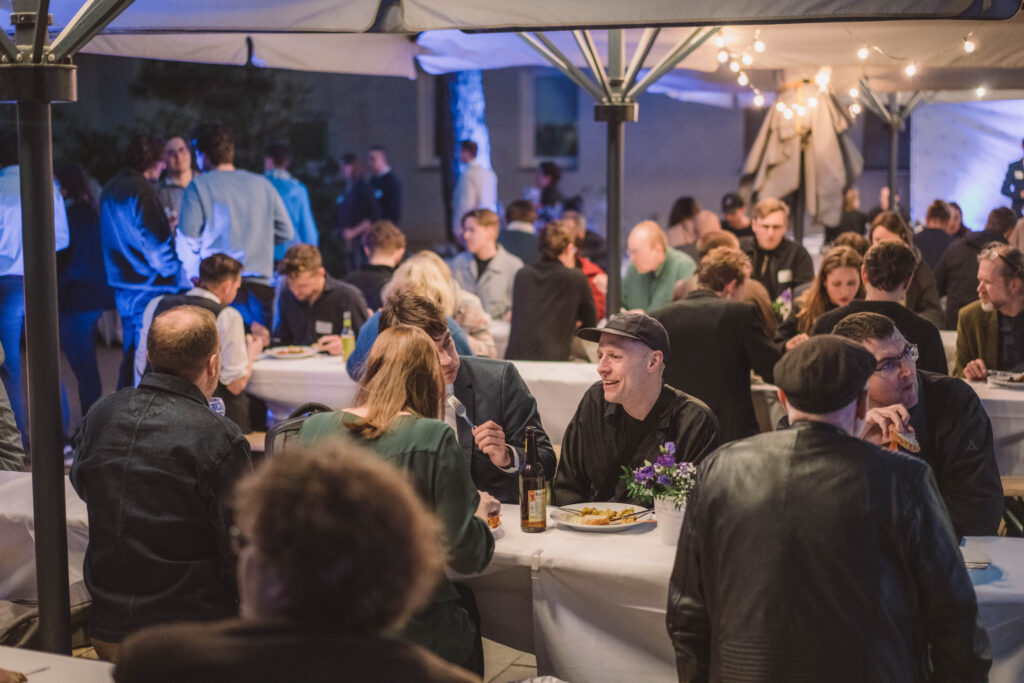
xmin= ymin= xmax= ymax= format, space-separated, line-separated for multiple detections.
xmin=0 ymin=63 xmax=77 ymax=103
xmin=595 ymin=102 xmax=638 ymax=123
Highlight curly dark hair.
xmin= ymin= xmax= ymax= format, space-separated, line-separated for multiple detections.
xmin=232 ymin=442 xmax=444 ymax=631
xmin=863 ymin=241 xmax=918 ymax=292
xmin=191 ymin=123 xmax=235 ymax=166
xmin=124 ymin=134 xmax=164 ymax=174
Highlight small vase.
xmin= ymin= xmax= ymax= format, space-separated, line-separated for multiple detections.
xmin=654 ymin=497 xmax=686 ymax=546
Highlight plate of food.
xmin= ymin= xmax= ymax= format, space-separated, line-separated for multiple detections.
xmin=550 ymin=502 xmax=655 ymax=533
xmin=987 ymin=371 xmax=1024 ymax=390
xmin=265 ymin=345 xmax=318 ymax=360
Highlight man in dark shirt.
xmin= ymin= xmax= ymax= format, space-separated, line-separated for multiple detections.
xmin=813 ymin=241 xmax=947 ymax=374
xmin=740 ymin=197 xmax=814 ymax=318
xmin=344 ymin=220 xmax=405 ymax=311
xmin=71 ymin=305 xmax=252 ymax=661
xmin=554 ymin=313 xmax=721 ymax=505
xmin=956 ymin=243 xmax=1024 ymax=380
xmin=833 ymin=312 xmax=1003 ymax=537
xmin=652 ymin=247 xmax=780 ymax=443
xmin=913 ymin=199 xmax=954 ymax=269
xmin=274 ymin=244 xmax=368 ymax=355
xmin=367 ymin=145 xmax=401 ymax=223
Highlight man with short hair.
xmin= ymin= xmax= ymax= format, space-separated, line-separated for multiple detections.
xmin=740 ymin=197 xmax=814 ymax=318
xmin=450 ymin=209 xmax=524 ymax=320
xmin=1000 ymin=136 xmax=1024 ymax=218
xmin=72 ymin=305 xmax=253 ymax=662
xmin=136 ymin=253 xmax=264 ymax=432
xmin=451 ymin=139 xmax=497 ymax=240
xmin=100 ymin=133 xmax=183 ymax=389
xmin=914 ymin=199 xmax=954 ymax=269
xmin=935 ymin=207 xmax=1017 ymax=329
xmin=668 ymin=335 xmax=990 ymax=682
xmin=956 ymin=243 xmax=1024 ymax=380
xmin=812 ymin=240 xmax=947 ymax=374
xmin=834 ymin=312 xmax=1003 ymax=537
xmin=379 ymin=292 xmax=556 ymax=503
xmin=622 ymin=220 xmax=697 ymax=312
xmin=344 ymin=220 xmax=406 ymax=310
xmin=264 ymin=141 xmax=318 ymax=263
xmin=178 ymin=123 xmax=294 ymax=327
xmin=274 ymin=244 xmax=368 ymax=355
xmin=553 ymin=313 xmax=720 ymax=505
xmin=497 ymin=199 xmax=540 ymax=266
xmin=156 ymin=135 xmax=193 ymax=230
xmin=652 ymin=247 xmax=780 ymax=443
xmin=719 ymin=192 xmax=752 ymax=239
xmin=367 ymin=145 xmax=401 ymax=223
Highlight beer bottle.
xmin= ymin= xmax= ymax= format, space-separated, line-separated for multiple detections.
xmin=341 ymin=311 xmax=356 ymax=359
xmin=520 ymin=426 xmax=546 ymax=532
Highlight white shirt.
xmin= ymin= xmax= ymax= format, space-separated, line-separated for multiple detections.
xmin=135 ymin=287 xmax=248 ymax=387
xmin=0 ymin=165 xmax=70 ymax=276
xmin=451 ymin=160 xmax=498 ymax=235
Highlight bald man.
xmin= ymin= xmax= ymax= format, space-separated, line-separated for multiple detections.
xmin=71 ymin=305 xmax=253 ymax=662
xmin=622 ymin=220 xmax=697 ymax=312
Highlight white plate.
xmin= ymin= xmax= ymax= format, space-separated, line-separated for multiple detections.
xmin=265 ymin=345 xmax=318 ymax=360
xmin=988 ymin=372 xmax=1024 ymax=390
xmin=550 ymin=502 xmax=655 ymax=533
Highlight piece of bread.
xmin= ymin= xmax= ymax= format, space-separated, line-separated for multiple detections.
xmin=487 ymin=515 xmax=501 ymax=529
xmin=887 ymin=424 xmax=921 ymax=454
xmin=578 ymin=514 xmax=611 ymax=526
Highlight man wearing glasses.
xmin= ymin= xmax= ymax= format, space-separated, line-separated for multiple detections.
xmin=833 ymin=312 xmax=1003 ymax=537
xmin=954 ymin=244 xmax=1024 ymax=380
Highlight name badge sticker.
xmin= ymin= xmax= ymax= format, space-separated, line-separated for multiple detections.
xmin=315 ymin=320 xmax=334 ymax=335
xmin=1015 ymin=170 xmax=1024 ymax=180
xmin=778 ymin=269 xmax=793 ymax=285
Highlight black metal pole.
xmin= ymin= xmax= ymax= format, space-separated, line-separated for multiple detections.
xmin=605 ymin=115 xmax=624 ymax=315
xmin=18 ymin=99 xmax=72 ymax=654
xmin=888 ymin=94 xmax=899 ymax=214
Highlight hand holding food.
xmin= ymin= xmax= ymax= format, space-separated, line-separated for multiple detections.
xmin=475 ymin=490 xmax=501 ymax=520
xmin=861 ymin=404 xmax=912 ymax=445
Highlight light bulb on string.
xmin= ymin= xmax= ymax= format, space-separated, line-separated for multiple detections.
xmin=754 ymin=39 xmax=765 ymax=53
xmin=848 ymin=88 xmax=859 ymax=99
xmin=794 ymin=104 xmax=806 ymax=116
xmin=753 ymin=93 xmax=765 ymax=107
xmin=963 ymin=38 xmax=976 ymax=53
xmin=729 ymin=60 xmax=741 ymax=73
xmin=849 ymin=103 xmax=862 ymax=116
xmin=741 ymin=53 xmax=753 ymax=66
xmin=717 ymin=49 xmax=729 ymax=63
xmin=975 ymin=86 xmax=986 ymax=97
xmin=714 ymin=34 xmax=726 ymax=48
xmin=783 ymin=109 xmax=795 ymax=120
xmin=775 ymin=101 xmax=786 ymax=112
xmin=904 ymin=63 xmax=917 ymax=77
xmin=737 ymin=72 xmax=749 ymax=86
xmin=814 ymin=69 xmax=831 ymax=88
xmin=857 ymin=46 xmax=869 ymax=60
xmin=808 ymin=96 xmax=818 ymax=108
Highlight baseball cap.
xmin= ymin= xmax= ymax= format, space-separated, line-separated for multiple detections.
xmin=722 ymin=192 xmax=745 ymax=214
xmin=577 ymin=312 xmax=671 ymax=359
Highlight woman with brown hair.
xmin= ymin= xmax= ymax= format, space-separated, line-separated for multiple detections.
xmin=300 ymin=325 xmax=497 ymax=675
xmin=775 ymin=246 xmax=864 ymax=350
xmin=869 ymin=211 xmax=944 ymax=327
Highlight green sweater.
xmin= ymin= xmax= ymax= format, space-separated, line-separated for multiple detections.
xmin=299 ymin=412 xmax=494 ymax=667
xmin=621 ymin=247 xmax=697 ymax=312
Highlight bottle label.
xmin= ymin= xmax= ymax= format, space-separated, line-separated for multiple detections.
xmin=527 ymin=489 xmax=545 ymax=522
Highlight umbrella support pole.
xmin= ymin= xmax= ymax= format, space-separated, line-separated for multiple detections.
xmin=596 ymin=103 xmax=637 ymax=315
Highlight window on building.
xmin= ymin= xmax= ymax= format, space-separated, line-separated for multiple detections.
xmin=519 ymin=69 xmax=579 ymax=169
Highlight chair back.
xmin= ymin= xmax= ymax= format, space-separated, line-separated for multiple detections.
xmin=264 ymin=402 xmax=334 ymax=458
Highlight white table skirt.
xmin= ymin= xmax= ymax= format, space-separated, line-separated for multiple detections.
xmin=0 ymin=471 xmax=89 ymax=601
xmin=0 ymin=645 xmax=113 ymax=682
xmin=463 ymin=506 xmax=1024 ymax=683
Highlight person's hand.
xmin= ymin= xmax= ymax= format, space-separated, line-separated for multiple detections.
xmin=785 ymin=333 xmax=809 ymax=351
xmin=472 ymin=420 xmax=512 ymax=468
xmin=963 ymin=358 xmax=988 ymax=381
xmin=593 ymin=273 xmax=608 ymax=295
xmin=475 ymin=490 xmax=501 ymax=520
xmin=861 ymin=404 xmax=913 ymax=444
xmin=250 ymin=321 xmax=271 ymax=348
xmin=314 ymin=334 xmax=345 ymax=356
xmin=245 ymin=333 xmax=264 ymax=359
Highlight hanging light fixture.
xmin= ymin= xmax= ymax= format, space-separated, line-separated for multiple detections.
xmin=753 ymin=93 xmax=765 ymax=107
xmin=737 ymin=72 xmax=749 ymax=86
xmin=975 ymin=86 xmax=987 ymax=97
xmin=741 ymin=53 xmax=753 ymax=66
xmin=857 ymin=46 xmax=870 ymax=60
xmin=848 ymin=88 xmax=859 ymax=99
xmin=963 ymin=38 xmax=976 ymax=53
xmin=754 ymin=39 xmax=765 ymax=53
xmin=717 ymin=49 xmax=729 ymax=63
xmin=904 ymin=63 xmax=917 ymax=77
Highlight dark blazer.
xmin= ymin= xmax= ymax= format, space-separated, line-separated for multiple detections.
xmin=953 ymin=300 xmax=999 ymax=378
xmin=651 ymin=290 xmax=780 ymax=443
xmin=453 ymin=356 xmax=556 ymax=503
xmin=1001 ymin=158 xmax=1024 ymax=217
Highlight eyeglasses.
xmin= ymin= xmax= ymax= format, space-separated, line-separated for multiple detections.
xmin=981 ymin=247 xmax=1024 ymax=280
xmin=874 ymin=343 xmax=918 ymax=374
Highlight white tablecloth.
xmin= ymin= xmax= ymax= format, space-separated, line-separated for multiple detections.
xmin=941 ymin=329 xmax=957 ymax=371
xmin=463 ymin=506 xmax=1024 ymax=683
xmin=970 ymin=381 xmax=1024 ymax=477
xmin=0 ymin=645 xmax=113 ymax=682
xmin=0 ymin=472 xmax=89 ymax=601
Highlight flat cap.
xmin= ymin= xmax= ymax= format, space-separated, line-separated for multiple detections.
xmin=774 ymin=336 xmax=875 ymax=413
xmin=577 ymin=312 xmax=670 ymax=359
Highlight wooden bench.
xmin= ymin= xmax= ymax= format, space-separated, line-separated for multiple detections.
xmin=1003 ymin=476 xmax=1024 ymax=498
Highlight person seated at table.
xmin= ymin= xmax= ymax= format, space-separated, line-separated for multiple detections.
xmin=811 ymin=241 xmax=948 ymax=375
xmin=114 ymin=443 xmax=479 ymax=683
xmin=667 ymin=335 xmax=990 ymax=682
xmin=71 ymin=306 xmax=253 ymax=662
xmin=347 ymin=253 xmax=480 ymax=379
xmin=833 ymin=312 xmax=1002 ymax=537
xmin=553 ymin=313 xmax=720 ymax=505
xmin=273 ymin=244 xmax=369 ymax=355
xmin=651 ymin=247 xmax=780 ymax=444
xmin=135 ymin=253 xmax=265 ymax=432
xmin=299 ymin=326 xmax=497 ymax=674
xmin=450 ymin=208 xmax=524 ymax=320
xmin=913 ymin=199 xmax=955 ymax=270
xmin=562 ymin=209 xmax=607 ymax=318
xmin=832 ymin=229 xmax=870 ymax=255
xmin=497 ymin=199 xmax=540 ymax=266
xmin=956 ymin=243 xmax=1024 ymax=380
xmin=774 ymin=245 xmax=863 ymax=351
xmin=739 ymin=197 xmax=814 ymax=319
xmin=622 ymin=220 xmax=696 ymax=312
xmin=869 ymin=211 xmax=944 ymax=328
xmin=344 ymin=219 xmax=406 ymax=311
xmin=506 ymin=219 xmax=597 ymax=361
xmin=378 ymin=292 xmax=556 ymax=504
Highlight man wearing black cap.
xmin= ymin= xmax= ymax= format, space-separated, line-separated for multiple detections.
xmin=720 ymin=192 xmax=752 ymax=239
xmin=668 ymin=335 xmax=990 ymax=682
xmin=832 ymin=312 xmax=1003 ymax=537
xmin=552 ymin=313 xmax=721 ymax=505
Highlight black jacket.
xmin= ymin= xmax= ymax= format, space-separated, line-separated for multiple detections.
xmin=740 ymin=237 xmax=814 ymax=307
xmin=652 ymin=290 xmax=780 ymax=443
xmin=71 ymin=373 xmax=253 ymax=642
xmin=506 ymin=259 xmax=597 ymax=361
xmin=935 ymin=229 xmax=1008 ymax=330
xmin=554 ymin=383 xmax=720 ymax=505
xmin=811 ymin=299 xmax=948 ymax=375
xmin=906 ymin=260 xmax=944 ymax=329
xmin=913 ymin=228 xmax=955 ymax=270
xmin=344 ymin=264 xmax=394 ymax=311
xmin=453 ymin=356 xmax=556 ymax=504
xmin=668 ymin=421 xmax=991 ymax=683
xmin=369 ymin=171 xmax=401 ymax=223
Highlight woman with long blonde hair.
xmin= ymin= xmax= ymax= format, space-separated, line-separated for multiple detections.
xmin=301 ymin=325 xmax=497 ymax=674
xmin=775 ymin=246 xmax=864 ymax=350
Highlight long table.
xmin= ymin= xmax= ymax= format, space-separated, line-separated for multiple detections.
xmin=0 ymin=645 xmax=113 ymax=682
xmin=462 ymin=505 xmax=1024 ymax=683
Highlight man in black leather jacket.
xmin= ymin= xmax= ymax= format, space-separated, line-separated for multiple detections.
xmin=668 ymin=336 xmax=990 ymax=682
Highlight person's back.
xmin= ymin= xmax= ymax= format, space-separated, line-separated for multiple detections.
xmin=914 ymin=227 xmax=954 ymax=270
xmin=497 ymin=229 xmax=539 ymax=266
xmin=506 ymin=259 xmax=596 ymax=361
